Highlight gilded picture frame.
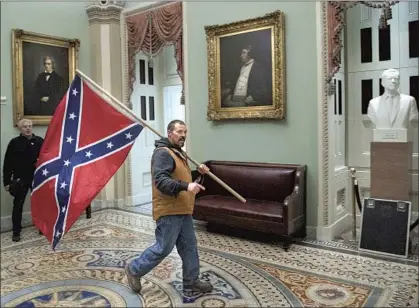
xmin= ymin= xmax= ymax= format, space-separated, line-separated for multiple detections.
xmin=205 ymin=10 xmax=285 ymax=121
xmin=12 ymin=29 xmax=80 ymax=126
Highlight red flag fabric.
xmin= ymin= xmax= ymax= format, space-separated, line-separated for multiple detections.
xmin=31 ymin=73 xmax=143 ymax=249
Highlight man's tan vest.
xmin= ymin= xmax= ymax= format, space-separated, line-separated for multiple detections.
xmin=152 ymin=147 xmax=195 ymax=221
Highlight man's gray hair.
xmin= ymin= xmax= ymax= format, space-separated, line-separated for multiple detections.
xmin=17 ymin=118 xmax=32 ymax=128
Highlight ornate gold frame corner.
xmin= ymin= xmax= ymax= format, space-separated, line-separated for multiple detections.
xmin=11 ymin=29 xmax=80 ymax=126
xmin=205 ymin=10 xmax=285 ymax=121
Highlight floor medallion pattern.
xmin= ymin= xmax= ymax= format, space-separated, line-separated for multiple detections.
xmin=1 ymin=209 xmax=418 ymax=307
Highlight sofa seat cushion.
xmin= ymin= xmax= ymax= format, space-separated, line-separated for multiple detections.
xmin=194 ymin=195 xmax=283 ymax=223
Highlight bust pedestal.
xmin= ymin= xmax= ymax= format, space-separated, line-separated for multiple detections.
xmin=370 ymin=129 xmax=412 ymax=201
xmin=371 ymin=129 xmax=413 ymax=201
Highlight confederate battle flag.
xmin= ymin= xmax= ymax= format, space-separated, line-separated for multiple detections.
xmin=31 ymin=73 xmax=143 ymax=250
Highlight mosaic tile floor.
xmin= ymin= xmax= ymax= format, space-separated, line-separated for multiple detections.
xmin=1 ymin=209 xmax=418 ymax=307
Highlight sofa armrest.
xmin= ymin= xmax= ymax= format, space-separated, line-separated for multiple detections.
xmin=283 ymin=166 xmax=306 ymax=235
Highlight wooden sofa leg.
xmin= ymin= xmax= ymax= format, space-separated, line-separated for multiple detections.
xmin=283 ymin=236 xmax=292 ymax=252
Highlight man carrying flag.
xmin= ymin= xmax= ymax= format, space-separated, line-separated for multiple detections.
xmin=31 ymin=73 xmax=143 ymax=250
xmin=124 ymin=119 xmax=214 ymax=294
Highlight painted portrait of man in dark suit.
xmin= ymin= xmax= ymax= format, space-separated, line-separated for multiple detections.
xmin=33 ymin=56 xmax=65 ymax=115
xmin=21 ymin=41 xmax=69 ymax=117
xmin=219 ymin=28 xmax=273 ymax=108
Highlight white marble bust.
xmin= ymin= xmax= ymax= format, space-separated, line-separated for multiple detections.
xmin=367 ymin=69 xmax=419 ymax=129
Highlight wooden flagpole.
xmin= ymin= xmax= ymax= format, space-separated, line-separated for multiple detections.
xmin=76 ymin=69 xmax=246 ymax=203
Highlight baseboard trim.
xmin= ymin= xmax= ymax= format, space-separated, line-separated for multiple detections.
xmin=131 ymin=194 xmax=151 ymax=207
xmin=1 ymin=211 xmax=33 ymax=233
xmin=125 ymin=196 xmax=133 ymax=207
xmin=91 ymin=199 xmax=105 ymax=211
xmin=316 ymin=213 xmax=352 ymax=241
xmin=1 ymin=203 xmax=104 ymax=233
xmin=306 ymin=226 xmax=317 ymax=240
xmin=116 ymin=198 xmax=125 ymax=208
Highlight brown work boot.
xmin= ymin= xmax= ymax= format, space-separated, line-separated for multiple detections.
xmin=124 ymin=263 xmax=142 ymax=293
xmin=184 ymin=280 xmax=213 ymax=293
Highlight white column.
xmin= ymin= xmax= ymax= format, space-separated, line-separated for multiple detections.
xmin=86 ymin=1 xmax=126 ymax=210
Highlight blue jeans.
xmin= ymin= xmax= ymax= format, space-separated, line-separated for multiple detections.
xmin=129 ymin=214 xmax=200 ymax=285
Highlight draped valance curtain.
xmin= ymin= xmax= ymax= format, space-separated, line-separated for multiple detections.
xmin=327 ymin=1 xmax=400 ymax=85
xmin=126 ymin=2 xmax=184 ymax=104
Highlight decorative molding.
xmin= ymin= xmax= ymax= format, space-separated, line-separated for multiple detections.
xmin=337 ymin=188 xmax=347 ymax=210
xmin=317 ymin=1 xmax=330 ymax=227
xmin=122 ymin=1 xmax=173 ymax=17
xmin=334 ymin=167 xmax=349 ymax=181
xmin=120 ymin=8 xmax=133 ymax=201
xmin=121 ymin=16 xmax=130 ymax=109
xmin=86 ymin=1 xmax=125 ymax=24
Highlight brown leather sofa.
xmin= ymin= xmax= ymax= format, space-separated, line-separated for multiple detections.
xmin=192 ymin=160 xmax=307 ymax=250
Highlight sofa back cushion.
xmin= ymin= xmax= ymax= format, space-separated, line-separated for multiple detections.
xmin=201 ymin=161 xmax=297 ymax=203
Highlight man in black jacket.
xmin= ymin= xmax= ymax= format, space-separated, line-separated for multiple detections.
xmin=3 ymin=119 xmax=43 ymax=242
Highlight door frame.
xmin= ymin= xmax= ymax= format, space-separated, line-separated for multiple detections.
xmin=314 ymin=1 xmax=336 ymax=239
xmin=120 ymin=1 xmax=190 ymax=206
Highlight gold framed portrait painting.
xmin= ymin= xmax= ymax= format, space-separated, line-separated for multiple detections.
xmin=205 ymin=10 xmax=285 ymax=121
xmin=12 ymin=29 xmax=79 ymax=125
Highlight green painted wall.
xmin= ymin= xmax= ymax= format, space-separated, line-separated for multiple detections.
xmin=0 ymin=2 xmax=91 ymax=217
xmin=184 ymin=2 xmax=319 ymax=226
xmin=0 ymin=1 xmax=321 ymax=228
